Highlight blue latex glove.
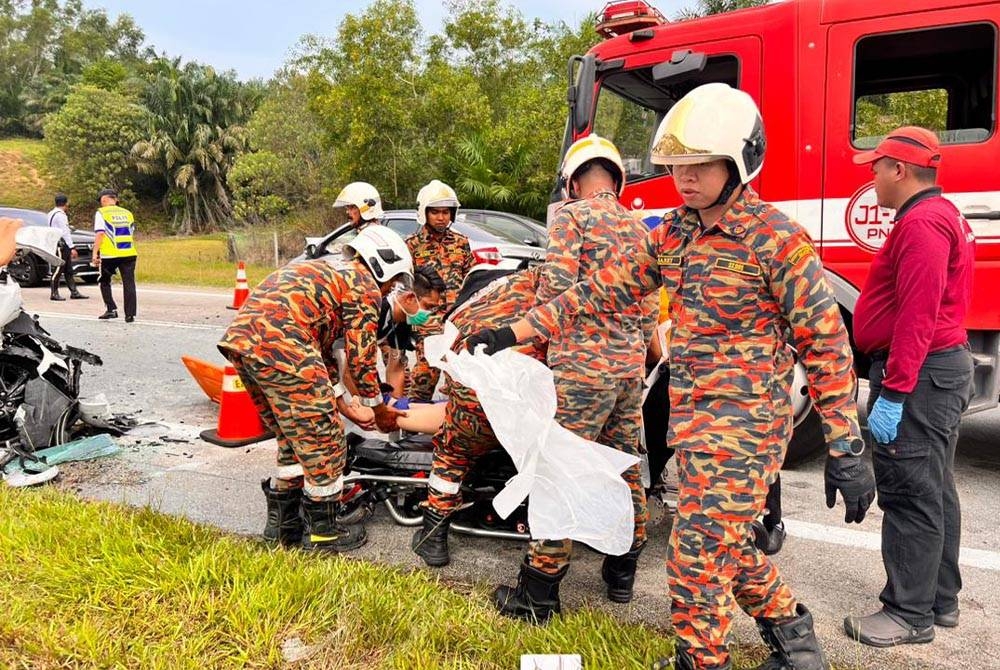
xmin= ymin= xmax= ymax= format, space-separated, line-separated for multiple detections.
xmin=868 ymin=395 xmax=904 ymax=444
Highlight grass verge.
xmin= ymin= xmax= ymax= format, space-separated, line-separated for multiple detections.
xmin=136 ymin=235 xmax=277 ymax=288
xmin=0 ymin=486 xmax=675 ymax=669
xmin=0 ymin=137 xmax=52 ymax=210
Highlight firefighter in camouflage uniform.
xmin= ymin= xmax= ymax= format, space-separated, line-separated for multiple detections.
xmin=410 ymin=266 xmax=547 ymax=568
xmin=334 ymin=181 xmax=383 ymax=230
xmin=468 ymin=84 xmax=876 ymax=670
xmin=219 ymin=225 xmax=413 ymax=555
xmin=479 ymin=135 xmax=656 ymax=623
xmin=405 ymin=180 xmax=476 ymax=401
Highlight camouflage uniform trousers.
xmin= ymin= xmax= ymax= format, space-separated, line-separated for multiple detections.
xmin=230 ymin=354 xmax=346 ymax=496
xmin=407 ymin=311 xmax=444 ymax=402
xmin=425 ymin=380 xmax=499 ymax=513
xmin=668 ymin=448 xmax=797 ymax=668
xmin=527 ymin=372 xmax=647 ymax=575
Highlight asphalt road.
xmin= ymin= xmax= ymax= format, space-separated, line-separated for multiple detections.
xmin=19 ymin=283 xmax=1000 ymax=670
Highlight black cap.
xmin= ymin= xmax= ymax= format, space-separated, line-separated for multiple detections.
xmin=54 ymin=193 xmax=68 ymax=206
xmin=97 ymin=188 xmax=118 ymax=202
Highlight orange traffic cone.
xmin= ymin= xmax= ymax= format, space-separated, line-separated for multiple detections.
xmin=226 ymin=261 xmax=250 ymax=310
xmin=181 ymin=355 xmax=225 ymax=404
xmin=200 ymin=366 xmax=274 ymax=447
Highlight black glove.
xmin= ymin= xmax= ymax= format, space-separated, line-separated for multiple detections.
xmin=824 ymin=453 xmax=876 ymax=524
xmin=465 ymin=326 xmax=517 ymax=355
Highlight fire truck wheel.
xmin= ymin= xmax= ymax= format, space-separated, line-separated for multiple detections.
xmin=784 ymin=405 xmax=825 ymax=468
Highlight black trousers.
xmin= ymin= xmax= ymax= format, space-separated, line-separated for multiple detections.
xmin=644 ymin=362 xmax=673 ymax=487
xmin=868 ymin=345 xmax=973 ymax=627
xmin=99 ymin=256 xmax=137 ymax=318
xmin=50 ymin=241 xmax=78 ymax=295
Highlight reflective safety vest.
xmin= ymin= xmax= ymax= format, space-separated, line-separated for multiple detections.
xmin=97 ymin=205 xmax=137 ymax=258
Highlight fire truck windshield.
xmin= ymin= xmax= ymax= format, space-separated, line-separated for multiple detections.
xmin=589 ymin=54 xmax=739 ymax=185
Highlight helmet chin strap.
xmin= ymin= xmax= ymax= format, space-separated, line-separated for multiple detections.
xmin=710 ymin=161 xmax=743 ymax=208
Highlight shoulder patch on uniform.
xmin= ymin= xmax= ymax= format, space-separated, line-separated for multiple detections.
xmin=657 ymin=254 xmax=682 ymax=267
xmin=788 ymin=245 xmax=813 ymax=266
xmin=714 ymin=257 xmax=761 ymax=277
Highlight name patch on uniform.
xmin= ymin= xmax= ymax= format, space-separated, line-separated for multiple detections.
xmin=714 ymin=258 xmax=761 ymax=277
xmin=657 ymin=254 xmax=681 ymax=267
xmin=788 ymin=245 xmax=812 ymax=266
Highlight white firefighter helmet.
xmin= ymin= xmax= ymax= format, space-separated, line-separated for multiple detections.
xmin=416 ymin=179 xmax=461 ymax=226
xmin=560 ymin=134 xmax=626 ymax=197
xmin=650 ymin=83 xmax=766 ymax=184
xmin=334 ymin=181 xmax=383 ymax=221
xmin=343 ymin=224 xmax=414 ymax=285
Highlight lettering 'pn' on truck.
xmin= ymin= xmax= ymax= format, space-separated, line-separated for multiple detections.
xmin=563 ymin=0 xmax=1000 ymax=462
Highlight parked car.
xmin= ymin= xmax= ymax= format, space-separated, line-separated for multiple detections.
xmin=302 ymin=209 xmax=548 ymax=270
xmin=0 ymin=207 xmax=99 ymax=286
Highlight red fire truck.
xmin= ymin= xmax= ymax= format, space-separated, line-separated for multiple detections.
xmin=561 ymin=0 xmax=1000 ymax=457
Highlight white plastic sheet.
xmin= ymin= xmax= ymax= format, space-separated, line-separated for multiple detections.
xmin=0 ymin=277 xmax=21 ymax=328
xmin=14 ymin=225 xmax=63 ymax=266
xmin=425 ymin=323 xmax=640 ymax=555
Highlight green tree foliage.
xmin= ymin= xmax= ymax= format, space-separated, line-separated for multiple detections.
xmin=0 ymin=0 xmax=147 ymax=135
xmin=131 ymin=60 xmax=260 ymax=233
xmin=306 ymin=0 xmax=491 ymax=207
xmin=42 ymin=84 xmax=147 ymax=203
xmin=232 ymin=75 xmax=334 ymax=222
xmin=229 ymin=151 xmax=291 ymax=223
xmin=855 ymin=90 xmax=949 ymax=144
xmin=292 ymin=0 xmax=599 ymax=219
xmin=676 ymin=0 xmax=770 ymax=20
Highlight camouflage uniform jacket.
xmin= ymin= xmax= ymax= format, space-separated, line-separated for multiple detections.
xmin=527 ymin=189 xmax=861 ymax=457
xmin=537 ymin=190 xmax=656 ymax=382
xmin=218 ymin=258 xmax=382 ymax=403
xmin=405 ymin=225 xmax=475 ymax=308
xmin=447 ymin=266 xmax=547 ymax=363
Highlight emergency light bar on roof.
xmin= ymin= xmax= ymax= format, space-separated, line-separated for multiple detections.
xmin=595 ymin=0 xmax=667 ymax=39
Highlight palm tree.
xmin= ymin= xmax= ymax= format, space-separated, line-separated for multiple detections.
xmin=448 ymin=132 xmax=550 ymax=219
xmin=131 ymin=60 xmax=257 ymax=233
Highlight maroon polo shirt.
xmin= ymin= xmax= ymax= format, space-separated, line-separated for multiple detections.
xmin=853 ymin=187 xmax=975 ymax=398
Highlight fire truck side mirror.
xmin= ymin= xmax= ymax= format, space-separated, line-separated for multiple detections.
xmin=568 ymin=54 xmax=596 ymax=135
xmin=652 ymin=50 xmax=707 ymax=83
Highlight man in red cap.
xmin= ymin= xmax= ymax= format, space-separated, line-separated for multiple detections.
xmin=845 ymin=126 xmax=975 ymax=647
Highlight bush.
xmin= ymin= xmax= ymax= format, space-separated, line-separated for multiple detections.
xmin=42 ymin=85 xmax=147 ymax=205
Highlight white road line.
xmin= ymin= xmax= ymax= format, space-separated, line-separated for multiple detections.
xmin=135 ymin=287 xmax=230 ymax=299
xmin=25 ymin=287 xmax=231 ymax=299
xmin=784 ymin=518 xmax=1000 ymax=572
xmin=32 ymin=311 xmax=224 ymax=332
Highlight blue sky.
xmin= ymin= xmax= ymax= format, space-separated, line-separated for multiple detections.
xmin=84 ymin=0 xmax=690 ymax=80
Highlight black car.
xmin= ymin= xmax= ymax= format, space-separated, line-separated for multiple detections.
xmin=0 ymin=206 xmax=99 ymax=286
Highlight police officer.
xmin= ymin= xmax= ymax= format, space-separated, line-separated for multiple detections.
xmin=47 ymin=193 xmax=87 ymax=301
xmin=334 ymin=181 xmax=383 ymax=230
xmin=469 ymin=84 xmax=876 ymax=670
xmin=219 ymin=226 xmax=412 ymax=554
xmin=93 ymin=188 xmax=136 ymax=321
xmin=489 ymin=135 xmax=654 ymax=621
xmin=405 ymin=180 xmax=475 ymax=400
xmin=845 ymin=127 xmax=975 ymax=647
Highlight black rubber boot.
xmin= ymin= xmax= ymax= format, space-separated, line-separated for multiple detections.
xmin=652 ymin=648 xmax=731 ymax=669
xmin=50 ymin=291 xmax=65 ymax=301
xmin=601 ymin=542 xmax=645 ymax=603
xmin=755 ymin=604 xmax=830 ymax=670
xmin=411 ymin=507 xmax=451 ymax=567
xmin=751 ymin=519 xmax=786 ymax=556
xmin=300 ymin=495 xmax=368 ymax=553
xmin=493 ymin=560 xmax=566 ymax=624
xmin=261 ymin=479 xmax=303 ymax=546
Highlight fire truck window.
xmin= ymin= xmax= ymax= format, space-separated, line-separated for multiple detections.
xmin=593 ymin=88 xmax=661 ymax=181
xmin=852 ymin=23 xmax=996 ymax=147
xmin=593 ymin=55 xmax=739 ymax=183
